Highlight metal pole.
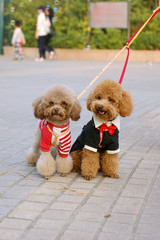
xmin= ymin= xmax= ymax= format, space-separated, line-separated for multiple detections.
xmin=128 ymin=1 xmax=130 ymax=41
xmin=87 ymin=0 xmax=91 ymax=47
xmin=0 ymin=0 xmax=4 ymax=54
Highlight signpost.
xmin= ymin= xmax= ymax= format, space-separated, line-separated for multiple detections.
xmin=89 ymin=1 xmax=130 ymax=40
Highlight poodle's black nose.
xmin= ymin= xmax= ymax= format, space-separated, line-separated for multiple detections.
xmin=54 ymin=107 xmax=59 ymax=113
xmin=98 ymin=105 xmax=103 ymax=111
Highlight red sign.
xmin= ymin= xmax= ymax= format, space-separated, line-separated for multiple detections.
xmin=90 ymin=2 xmax=129 ymax=29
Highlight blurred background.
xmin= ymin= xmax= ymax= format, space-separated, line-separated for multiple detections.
xmin=0 ymin=0 xmax=160 ymax=55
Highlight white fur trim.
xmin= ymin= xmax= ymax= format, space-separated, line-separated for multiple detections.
xmin=36 ymin=151 xmax=56 ymax=178
xmin=56 ymin=155 xmax=73 ymax=174
xmin=107 ymin=149 xmax=120 ymax=154
xmin=84 ymin=145 xmax=97 ymax=152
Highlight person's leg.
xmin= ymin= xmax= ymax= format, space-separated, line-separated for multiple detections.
xmin=13 ymin=42 xmax=19 ymax=60
xmin=45 ymin=34 xmax=54 ymax=52
xmin=38 ymin=36 xmax=54 ymax=60
xmin=43 ymin=35 xmax=53 ymax=53
xmin=18 ymin=42 xmax=24 ymax=60
xmin=44 ymin=35 xmax=55 ymax=59
xmin=37 ymin=38 xmax=41 ymax=58
xmin=38 ymin=36 xmax=45 ymax=58
xmin=43 ymin=36 xmax=46 ymax=59
xmin=43 ymin=43 xmax=51 ymax=52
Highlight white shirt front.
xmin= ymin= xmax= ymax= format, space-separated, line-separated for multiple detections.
xmin=36 ymin=12 xmax=50 ymax=36
xmin=93 ymin=114 xmax=120 ymax=130
xmin=11 ymin=28 xmax=25 ymax=44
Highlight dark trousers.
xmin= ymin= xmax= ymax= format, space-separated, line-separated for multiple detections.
xmin=43 ymin=34 xmax=54 ymax=58
xmin=38 ymin=36 xmax=51 ymax=58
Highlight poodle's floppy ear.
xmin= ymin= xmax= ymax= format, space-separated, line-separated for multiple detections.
xmin=70 ymin=97 xmax=81 ymax=121
xmin=86 ymin=90 xmax=93 ymax=111
xmin=32 ymin=96 xmax=45 ymax=120
xmin=119 ymin=90 xmax=133 ymax=117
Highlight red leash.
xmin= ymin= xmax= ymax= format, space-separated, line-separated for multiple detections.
xmin=119 ymin=6 xmax=160 ymax=85
xmin=119 ymin=45 xmax=130 ymax=85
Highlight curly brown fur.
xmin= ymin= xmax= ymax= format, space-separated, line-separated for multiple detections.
xmin=87 ymin=79 xmax=133 ymax=121
xmin=26 ymin=84 xmax=81 ymax=179
xmin=81 ymin=149 xmax=100 ymax=180
xmin=71 ymin=79 xmax=133 ymax=180
xmin=71 ymin=150 xmax=83 ymax=173
xmin=101 ymin=152 xmax=119 ymax=179
xmin=33 ymin=85 xmax=81 ymax=126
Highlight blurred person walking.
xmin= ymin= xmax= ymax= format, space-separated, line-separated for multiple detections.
xmin=44 ymin=5 xmax=55 ymax=59
xmin=35 ymin=6 xmax=54 ymax=62
xmin=11 ymin=20 xmax=26 ymax=61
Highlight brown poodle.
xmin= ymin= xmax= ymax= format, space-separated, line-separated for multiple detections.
xmin=70 ymin=79 xmax=133 ymax=180
xmin=26 ymin=84 xmax=81 ymax=179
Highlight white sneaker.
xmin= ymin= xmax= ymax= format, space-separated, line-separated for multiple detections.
xmin=39 ymin=57 xmax=44 ymax=62
xmin=49 ymin=51 xmax=54 ymax=60
xmin=35 ymin=57 xmax=44 ymax=62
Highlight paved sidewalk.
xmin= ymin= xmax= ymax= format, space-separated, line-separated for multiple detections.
xmin=0 ymin=56 xmax=160 ymax=240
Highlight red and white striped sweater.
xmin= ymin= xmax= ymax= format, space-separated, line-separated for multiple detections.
xmin=39 ymin=120 xmax=71 ymax=158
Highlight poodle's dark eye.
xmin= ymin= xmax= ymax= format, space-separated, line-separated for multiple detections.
xmin=61 ymin=101 xmax=67 ymax=107
xmin=108 ymin=98 xmax=113 ymax=102
xmin=49 ymin=101 xmax=54 ymax=105
xmin=97 ymin=96 xmax=101 ymax=100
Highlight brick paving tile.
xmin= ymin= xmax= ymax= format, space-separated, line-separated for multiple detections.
xmin=0 ymin=218 xmax=31 ymax=230
xmin=61 ymin=230 xmax=95 ymax=240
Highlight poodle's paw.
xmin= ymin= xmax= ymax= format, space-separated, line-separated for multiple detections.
xmin=60 ymin=173 xmax=67 ymax=177
xmin=30 ymin=163 xmax=36 ymax=167
xmin=106 ymin=173 xmax=119 ymax=179
xmin=72 ymin=167 xmax=81 ymax=173
xmin=82 ymin=170 xmax=97 ymax=181
xmin=26 ymin=147 xmax=40 ymax=166
xmin=84 ymin=175 xmax=94 ymax=181
xmin=44 ymin=176 xmax=51 ymax=180
xmin=56 ymin=155 xmax=73 ymax=176
xmin=70 ymin=150 xmax=82 ymax=173
xmin=36 ymin=151 xmax=56 ymax=178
